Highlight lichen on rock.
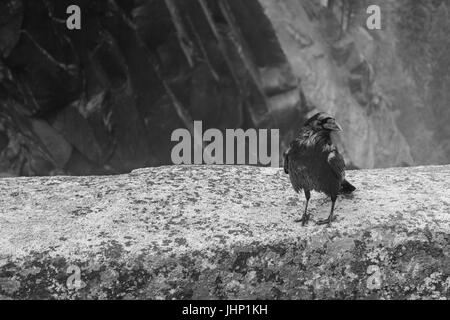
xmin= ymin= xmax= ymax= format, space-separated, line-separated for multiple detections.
xmin=0 ymin=165 xmax=449 ymax=299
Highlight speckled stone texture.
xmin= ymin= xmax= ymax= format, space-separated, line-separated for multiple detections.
xmin=0 ymin=165 xmax=449 ymax=300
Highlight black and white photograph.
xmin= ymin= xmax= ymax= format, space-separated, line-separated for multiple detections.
xmin=0 ymin=0 xmax=449 ymax=307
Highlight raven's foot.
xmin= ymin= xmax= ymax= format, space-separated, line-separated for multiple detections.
xmin=316 ymin=215 xmax=338 ymax=227
xmin=294 ymin=214 xmax=310 ymax=226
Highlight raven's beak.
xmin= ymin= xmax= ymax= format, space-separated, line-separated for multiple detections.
xmin=323 ymin=119 xmax=343 ymax=132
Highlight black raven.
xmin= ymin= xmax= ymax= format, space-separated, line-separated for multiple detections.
xmin=284 ymin=112 xmax=356 ymax=226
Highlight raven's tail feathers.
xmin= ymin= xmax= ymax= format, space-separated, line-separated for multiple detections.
xmin=340 ymin=179 xmax=356 ymax=194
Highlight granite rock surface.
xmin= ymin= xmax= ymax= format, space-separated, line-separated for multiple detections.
xmin=0 ymin=165 xmax=449 ymax=299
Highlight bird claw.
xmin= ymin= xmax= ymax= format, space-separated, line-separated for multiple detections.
xmin=295 ymin=214 xmax=310 ymax=226
xmin=316 ymin=215 xmax=338 ymax=227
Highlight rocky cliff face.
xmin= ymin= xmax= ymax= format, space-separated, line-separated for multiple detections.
xmin=260 ymin=0 xmax=450 ymax=168
xmin=0 ymin=0 xmax=449 ymax=176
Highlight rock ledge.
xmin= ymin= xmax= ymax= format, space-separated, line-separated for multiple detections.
xmin=0 ymin=165 xmax=449 ymax=299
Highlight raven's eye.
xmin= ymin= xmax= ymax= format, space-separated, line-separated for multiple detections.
xmin=320 ymin=118 xmax=332 ymax=125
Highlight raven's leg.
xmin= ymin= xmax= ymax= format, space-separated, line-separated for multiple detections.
xmin=317 ymin=195 xmax=338 ymax=226
xmin=295 ymin=189 xmax=311 ymax=226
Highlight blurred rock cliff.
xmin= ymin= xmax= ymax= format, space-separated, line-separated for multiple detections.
xmin=0 ymin=0 xmax=449 ymax=176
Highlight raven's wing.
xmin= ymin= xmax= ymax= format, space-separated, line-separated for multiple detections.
xmin=284 ymin=145 xmax=305 ymax=193
xmin=283 ymin=147 xmax=291 ymax=174
xmin=327 ymin=147 xmax=345 ymax=181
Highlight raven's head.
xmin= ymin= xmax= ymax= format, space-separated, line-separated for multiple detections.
xmin=304 ymin=112 xmax=343 ymax=133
